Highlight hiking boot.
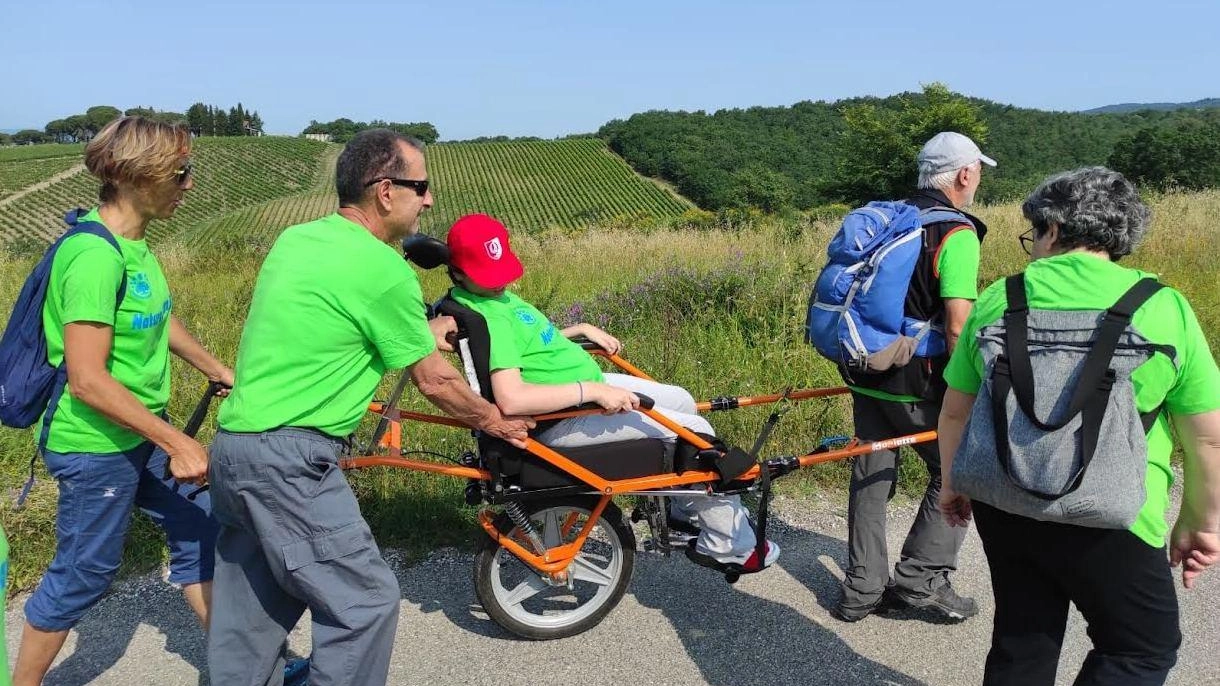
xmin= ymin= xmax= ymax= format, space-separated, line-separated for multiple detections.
xmin=890 ymin=583 xmax=978 ymax=620
xmin=831 ymin=587 xmax=899 ymax=623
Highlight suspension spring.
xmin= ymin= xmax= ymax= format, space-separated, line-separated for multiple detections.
xmin=504 ymin=502 xmax=546 ymax=554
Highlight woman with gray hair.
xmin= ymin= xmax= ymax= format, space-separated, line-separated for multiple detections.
xmin=936 ymin=166 xmax=1220 ymax=685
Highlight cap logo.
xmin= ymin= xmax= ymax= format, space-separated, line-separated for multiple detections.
xmin=484 ymin=237 xmax=503 ymax=260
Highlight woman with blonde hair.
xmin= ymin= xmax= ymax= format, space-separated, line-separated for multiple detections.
xmin=11 ymin=116 xmax=232 ymax=686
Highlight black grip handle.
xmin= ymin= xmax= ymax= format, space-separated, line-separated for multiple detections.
xmin=635 ymin=393 xmax=655 ymax=410
xmin=164 ymin=381 xmax=229 ymax=482
xmin=184 ymin=381 xmax=227 ymax=438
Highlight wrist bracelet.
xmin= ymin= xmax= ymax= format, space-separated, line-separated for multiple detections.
xmin=577 ymin=381 xmax=584 ymax=405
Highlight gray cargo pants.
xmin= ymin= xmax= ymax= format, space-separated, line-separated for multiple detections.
xmin=841 ymin=393 xmax=966 ymax=608
xmin=207 ymin=428 xmax=400 ymax=686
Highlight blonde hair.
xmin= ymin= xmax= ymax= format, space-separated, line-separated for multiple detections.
xmin=85 ymin=116 xmax=191 ymax=201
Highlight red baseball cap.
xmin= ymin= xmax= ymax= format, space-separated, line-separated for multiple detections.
xmin=446 ymin=214 xmax=524 ymax=289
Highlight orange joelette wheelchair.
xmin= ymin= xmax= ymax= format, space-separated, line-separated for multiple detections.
xmin=325 ymin=235 xmax=940 ymax=640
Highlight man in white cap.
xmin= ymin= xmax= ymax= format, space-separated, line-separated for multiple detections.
xmin=833 ymin=131 xmax=996 ymax=622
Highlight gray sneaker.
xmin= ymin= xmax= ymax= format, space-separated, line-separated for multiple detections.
xmin=890 ymin=583 xmax=978 ymax=620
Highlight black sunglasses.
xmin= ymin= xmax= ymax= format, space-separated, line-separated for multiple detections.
xmin=1019 ymin=227 xmax=1034 ymax=256
xmin=365 ymin=177 xmax=429 ymax=197
xmin=174 ymin=161 xmax=193 ymax=186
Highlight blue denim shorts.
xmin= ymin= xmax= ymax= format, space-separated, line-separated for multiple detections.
xmin=24 ymin=442 xmax=219 ymax=631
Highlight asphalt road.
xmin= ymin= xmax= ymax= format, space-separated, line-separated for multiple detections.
xmin=6 ymin=493 xmax=1219 ymax=686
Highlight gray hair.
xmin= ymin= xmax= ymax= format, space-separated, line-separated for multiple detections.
xmin=918 ymin=161 xmax=978 ymax=191
xmin=1021 ymin=166 xmax=1149 ymax=261
xmin=335 ymin=129 xmax=425 ymax=206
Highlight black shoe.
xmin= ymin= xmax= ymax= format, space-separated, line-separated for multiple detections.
xmin=890 ymin=583 xmax=978 ymax=620
xmin=831 ymin=589 xmax=898 ymax=623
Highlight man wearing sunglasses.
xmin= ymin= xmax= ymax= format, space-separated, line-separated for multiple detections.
xmin=206 ymin=129 xmax=533 ymax=686
xmin=834 ymin=132 xmax=996 ymax=624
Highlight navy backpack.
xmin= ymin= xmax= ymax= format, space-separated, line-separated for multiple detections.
xmin=0 ymin=209 xmax=127 ymax=449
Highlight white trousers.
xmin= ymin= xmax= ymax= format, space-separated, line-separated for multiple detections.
xmin=538 ymin=373 xmax=757 ymax=557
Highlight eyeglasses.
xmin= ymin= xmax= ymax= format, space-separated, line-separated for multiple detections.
xmin=365 ymin=177 xmax=429 ymax=197
xmin=174 ymin=161 xmax=193 ymax=186
xmin=1019 ymin=227 xmax=1036 ymax=256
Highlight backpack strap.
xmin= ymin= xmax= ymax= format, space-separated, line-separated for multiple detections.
xmin=991 ymin=274 xmax=1163 ymax=499
xmin=34 ymin=210 xmax=129 ymax=454
xmin=918 ymin=205 xmax=974 ymax=231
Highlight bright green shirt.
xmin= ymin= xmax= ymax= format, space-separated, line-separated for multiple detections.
xmin=41 ymin=208 xmax=173 ymax=453
xmin=1 ymin=524 xmax=10 ymax=686
xmin=944 ymin=252 xmax=1220 ymax=547
xmin=219 ymin=214 xmax=436 ymax=437
xmin=936 ymin=228 xmax=981 ymax=300
xmin=450 ymin=287 xmax=604 ymax=385
xmin=850 ymin=226 xmax=981 ymax=403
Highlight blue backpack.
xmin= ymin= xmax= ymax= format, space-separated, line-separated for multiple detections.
xmin=0 ymin=209 xmax=127 ymax=447
xmin=805 ymin=201 xmax=971 ymax=373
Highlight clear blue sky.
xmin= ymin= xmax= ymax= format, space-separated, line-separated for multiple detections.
xmin=2 ymin=0 xmax=1217 ymax=140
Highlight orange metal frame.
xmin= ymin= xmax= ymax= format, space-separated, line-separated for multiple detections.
xmin=341 ymin=352 xmax=937 ymax=577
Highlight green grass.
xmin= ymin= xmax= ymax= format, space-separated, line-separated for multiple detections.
xmin=0 ymin=143 xmax=85 ymax=163
xmin=1 ymin=189 xmax=1216 ymax=593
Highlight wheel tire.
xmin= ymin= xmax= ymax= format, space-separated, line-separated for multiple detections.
xmin=473 ymin=496 xmax=636 ymax=640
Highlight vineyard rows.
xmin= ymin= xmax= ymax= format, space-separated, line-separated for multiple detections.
xmin=3 ymin=137 xmax=694 ymax=249
xmin=0 ymin=137 xmax=331 ymax=245
xmin=0 ymin=157 xmax=83 ymax=199
xmin=424 ymin=139 xmax=692 ymax=231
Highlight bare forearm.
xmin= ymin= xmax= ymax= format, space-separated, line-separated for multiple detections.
xmin=497 ymin=382 xmax=584 ymax=416
xmin=1179 ymin=410 xmax=1220 ymax=530
xmin=410 ymin=353 xmax=499 ymax=429
xmin=938 ymin=416 xmax=965 ymax=487
xmin=937 ymin=389 xmax=975 ymax=488
xmin=169 ymin=316 xmax=227 ymax=379
xmin=560 ymin=323 xmax=587 ymax=339
xmin=71 ymin=372 xmax=185 ymax=450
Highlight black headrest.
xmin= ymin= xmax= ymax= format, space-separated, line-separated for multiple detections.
xmin=435 ymin=291 xmax=495 ymax=403
xmin=402 ymin=233 xmax=450 ymax=270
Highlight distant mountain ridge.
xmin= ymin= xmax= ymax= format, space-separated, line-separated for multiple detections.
xmin=1083 ymin=98 xmax=1220 ymax=114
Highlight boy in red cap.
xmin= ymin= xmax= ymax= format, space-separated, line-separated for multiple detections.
xmin=445 ymin=213 xmax=778 ymax=570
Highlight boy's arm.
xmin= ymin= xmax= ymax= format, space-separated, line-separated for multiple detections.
xmin=561 ymin=322 xmax=622 ymax=355
xmin=490 ymin=368 xmax=637 ymax=416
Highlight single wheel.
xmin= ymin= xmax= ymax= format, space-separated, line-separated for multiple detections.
xmin=473 ymin=496 xmax=635 ymax=640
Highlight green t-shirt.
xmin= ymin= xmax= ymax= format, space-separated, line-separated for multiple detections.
xmin=41 ymin=208 xmax=173 ymax=453
xmin=1 ymin=523 xmax=10 ymax=686
xmin=850 ymin=226 xmax=981 ymax=403
xmin=219 ymin=214 xmax=436 ymax=437
xmin=450 ymin=287 xmax=604 ymax=385
xmin=944 ymin=252 xmax=1220 ymax=547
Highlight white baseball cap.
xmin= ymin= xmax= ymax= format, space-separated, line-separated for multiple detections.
xmin=917 ymin=132 xmax=997 ymax=175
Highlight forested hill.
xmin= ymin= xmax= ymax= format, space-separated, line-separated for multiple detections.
xmin=598 ymin=90 xmax=1220 ymax=210
xmin=1083 ymin=98 xmax=1220 ymax=114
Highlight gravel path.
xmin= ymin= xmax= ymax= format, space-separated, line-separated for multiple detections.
xmin=6 ymin=493 xmax=1219 ymax=685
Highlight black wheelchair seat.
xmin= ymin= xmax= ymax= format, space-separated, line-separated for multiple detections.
xmin=434 ymin=292 xmax=670 ymax=491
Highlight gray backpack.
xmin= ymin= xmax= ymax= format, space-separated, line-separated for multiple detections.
xmin=952 ymin=274 xmax=1167 ymax=529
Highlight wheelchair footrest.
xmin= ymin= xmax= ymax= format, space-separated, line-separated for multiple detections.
xmin=683 ymin=541 xmax=762 ymax=584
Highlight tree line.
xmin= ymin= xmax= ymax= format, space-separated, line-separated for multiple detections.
xmin=1 ymin=102 xmax=265 ymax=146
xmin=598 ymin=84 xmax=1220 ymax=211
xmin=301 ymin=118 xmax=438 ymax=144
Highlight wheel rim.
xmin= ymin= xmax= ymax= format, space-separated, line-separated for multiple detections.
xmin=488 ymin=504 xmax=624 ymax=630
